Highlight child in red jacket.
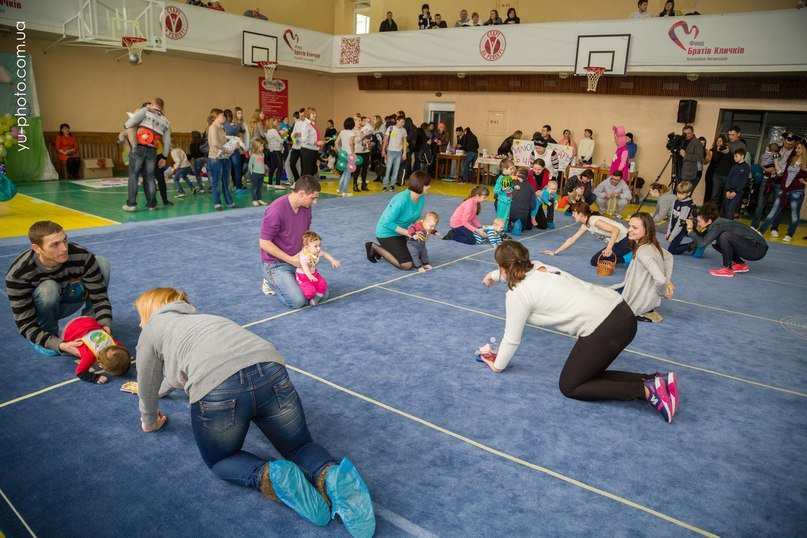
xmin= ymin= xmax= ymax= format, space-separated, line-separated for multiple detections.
xmin=62 ymin=316 xmax=131 ymax=384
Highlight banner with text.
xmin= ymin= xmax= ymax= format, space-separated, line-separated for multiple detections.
xmin=259 ymin=78 xmax=289 ymax=120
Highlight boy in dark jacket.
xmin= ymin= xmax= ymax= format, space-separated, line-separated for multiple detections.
xmin=722 ymin=148 xmax=750 ymax=219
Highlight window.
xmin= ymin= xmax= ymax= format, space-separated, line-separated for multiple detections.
xmin=354 ymin=1 xmax=371 ymax=35
xmin=717 ymin=109 xmax=807 ymax=163
xmin=355 ymin=13 xmax=370 ymax=34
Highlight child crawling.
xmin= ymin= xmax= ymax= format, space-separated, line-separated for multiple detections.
xmin=62 ymin=316 xmax=131 ymax=384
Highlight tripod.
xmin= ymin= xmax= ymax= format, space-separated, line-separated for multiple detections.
xmin=634 ymin=151 xmax=678 ymax=214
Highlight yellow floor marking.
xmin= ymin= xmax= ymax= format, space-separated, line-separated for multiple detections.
xmin=0 ymin=379 xmax=81 ymax=410
xmin=286 ymin=364 xmax=720 ymax=538
xmin=375 ymin=285 xmax=807 ymax=398
xmin=0 ymin=194 xmax=117 ymax=239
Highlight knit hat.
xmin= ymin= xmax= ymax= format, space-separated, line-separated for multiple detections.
xmin=612 ymin=125 xmax=626 ymax=147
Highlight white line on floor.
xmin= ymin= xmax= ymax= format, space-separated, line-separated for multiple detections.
xmin=373 ymin=502 xmax=439 ymax=538
xmin=0 ymin=486 xmax=37 ymax=537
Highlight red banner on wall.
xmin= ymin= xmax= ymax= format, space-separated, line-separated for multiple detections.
xmin=259 ymin=78 xmax=289 ymax=119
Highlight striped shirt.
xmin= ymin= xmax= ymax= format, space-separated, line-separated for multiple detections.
xmin=6 ymin=243 xmax=111 ymax=351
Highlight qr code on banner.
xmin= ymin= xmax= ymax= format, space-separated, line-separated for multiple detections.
xmin=339 ymin=37 xmax=360 ymax=65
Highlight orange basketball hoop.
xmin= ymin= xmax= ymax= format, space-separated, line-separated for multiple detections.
xmin=584 ymin=66 xmax=606 ymax=92
xmin=122 ymin=36 xmax=147 ymax=65
xmin=256 ymin=61 xmax=277 ymax=82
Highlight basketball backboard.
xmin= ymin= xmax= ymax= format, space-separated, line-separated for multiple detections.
xmin=242 ymin=31 xmax=278 ymax=67
xmin=574 ymin=34 xmax=631 ymax=76
xmin=51 ymin=0 xmax=166 ymax=52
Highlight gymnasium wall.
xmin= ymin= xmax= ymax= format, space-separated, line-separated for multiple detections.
xmin=331 ymin=77 xmax=807 ymax=209
xmin=333 ymin=0 xmax=795 ymax=34
xmin=12 ymin=38 xmax=335 ymax=134
xmin=183 ymin=0 xmax=336 ymax=34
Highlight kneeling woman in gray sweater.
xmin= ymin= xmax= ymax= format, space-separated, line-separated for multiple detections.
xmin=134 ymin=288 xmax=374 ymax=537
xmin=610 ymin=212 xmax=675 ymax=323
xmin=480 ymin=242 xmax=678 ymax=423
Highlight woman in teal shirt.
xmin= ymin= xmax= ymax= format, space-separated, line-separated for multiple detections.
xmin=365 ymin=171 xmax=431 ymax=270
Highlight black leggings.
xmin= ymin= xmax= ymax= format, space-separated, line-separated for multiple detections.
xmin=288 ymin=148 xmax=301 ymax=181
xmin=712 ymin=231 xmax=768 ymax=267
xmin=65 ymin=157 xmax=81 ymax=179
xmin=155 ymin=165 xmax=169 ymax=203
xmin=352 ymin=152 xmax=370 ymax=187
xmin=559 ymin=301 xmax=649 ymax=401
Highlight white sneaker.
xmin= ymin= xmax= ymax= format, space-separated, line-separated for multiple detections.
xmin=342 ymin=192 xmax=353 ymax=197
xmin=783 ymin=235 xmax=792 ymax=242
xmin=771 ymin=230 xmax=779 ymax=237
xmin=261 ymin=278 xmax=275 ymax=296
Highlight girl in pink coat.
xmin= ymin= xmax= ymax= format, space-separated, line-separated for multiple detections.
xmin=610 ymin=125 xmax=630 ymax=184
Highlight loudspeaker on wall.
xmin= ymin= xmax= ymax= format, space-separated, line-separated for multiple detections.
xmin=677 ymin=99 xmax=697 ymax=123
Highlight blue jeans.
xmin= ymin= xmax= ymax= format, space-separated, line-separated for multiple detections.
xmin=209 ymin=158 xmax=234 ymax=207
xmin=229 ymin=152 xmax=244 ymax=190
xmin=262 ymin=261 xmax=329 ymax=309
xmin=760 ymin=188 xmax=804 ymax=237
xmin=191 ymin=362 xmax=336 ymax=489
xmin=192 ymin=157 xmax=207 ymax=190
xmin=338 ymin=168 xmax=352 ymax=193
xmin=590 ymin=238 xmax=632 ymax=266
xmin=751 ymin=179 xmax=782 ymax=231
xmin=461 ymin=152 xmax=478 ymax=182
xmin=173 ymin=166 xmax=194 ymax=193
xmin=127 ymin=144 xmax=157 ymax=208
xmin=384 ymin=150 xmax=401 ymax=189
xmin=33 ymin=256 xmax=110 ymax=336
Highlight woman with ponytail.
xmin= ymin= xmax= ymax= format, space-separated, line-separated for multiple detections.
xmin=445 ymin=185 xmax=490 ymax=244
xmin=480 ymin=241 xmax=678 ymax=423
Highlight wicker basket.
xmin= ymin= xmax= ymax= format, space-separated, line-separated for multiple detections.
xmin=596 ymin=253 xmax=617 ymax=276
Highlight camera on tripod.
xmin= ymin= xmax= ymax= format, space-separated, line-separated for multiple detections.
xmin=666 ymin=132 xmax=685 ymax=152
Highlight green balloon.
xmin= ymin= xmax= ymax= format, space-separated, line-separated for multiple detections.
xmin=355 ymin=155 xmax=363 ymax=165
xmin=336 ymin=160 xmax=347 ymax=171
xmin=337 ymin=150 xmax=348 ymax=160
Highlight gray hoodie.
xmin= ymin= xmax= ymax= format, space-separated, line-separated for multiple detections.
xmin=136 ymin=301 xmax=284 ymax=424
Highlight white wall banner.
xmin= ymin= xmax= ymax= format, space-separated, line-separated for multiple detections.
xmin=332 ymin=10 xmax=807 ymax=74
xmin=3 ymin=3 xmax=804 ymax=74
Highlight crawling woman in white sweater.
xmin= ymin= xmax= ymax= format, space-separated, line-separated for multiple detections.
xmin=480 ymin=241 xmax=678 ymax=423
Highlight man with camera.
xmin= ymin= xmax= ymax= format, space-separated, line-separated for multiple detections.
xmin=677 ymin=125 xmax=704 ymax=188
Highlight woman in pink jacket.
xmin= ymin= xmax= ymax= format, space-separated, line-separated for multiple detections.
xmin=610 ymin=124 xmax=630 ymax=184
xmin=445 ymin=186 xmax=490 ymax=244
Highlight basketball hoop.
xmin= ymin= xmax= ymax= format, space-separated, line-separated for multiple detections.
xmin=122 ymin=36 xmax=147 ymax=65
xmin=584 ymin=66 xmax=606 ymax=92
xmin=257 ymin=61 xmax=277 ymax=82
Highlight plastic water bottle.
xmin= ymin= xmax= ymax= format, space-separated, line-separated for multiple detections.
xmin=489 ymin=337 xmax=499 ymax=355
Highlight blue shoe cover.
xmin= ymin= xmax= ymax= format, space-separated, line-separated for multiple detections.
xmin=547 ymin=222 xmax=555 ymax=229
xmin=31 ymin=342 xmax=60 ymax=356
xmin=622 ymin=252 xmax=633 ymax=266
xmin=270 ymin=460 xmax=330 ymax=527
xmin=325 ymin=458 xmax=375 ymax=538
xmin=692 ymin=247 xmax=705 ymax=259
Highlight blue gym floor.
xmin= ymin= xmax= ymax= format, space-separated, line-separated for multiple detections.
xmin=0 ymin=192 xmax=805 ymax=537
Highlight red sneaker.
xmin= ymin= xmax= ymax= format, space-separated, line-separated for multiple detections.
xmin=731 ymin=263 xmax=749 ymax=273
xmin=708 ymin=267 xmax=734 ymax=277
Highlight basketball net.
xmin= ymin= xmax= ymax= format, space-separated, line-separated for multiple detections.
xmin=584 ymin=66 xmax=606 ymax=92
xmin=122 ymin=36 xmax=147 ymax=64
xmin=257 ymin=61 xmax=277 ymax=83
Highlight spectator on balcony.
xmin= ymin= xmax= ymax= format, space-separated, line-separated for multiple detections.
xmin=243 ymin=7 xmax=267 ymax=20
xmin=630 ymin=0 xmax=652 ymax=19
xmin=455 ymin=9 xmax=471 ymax=27
xmin=430 ymin=14 xmax=448 ymax=29
xmin=55 ymin=123 xmax=81 ymax=179
xmin=470 ymin=12 xmax=482 ymax=26
xmin=504 ymin=8 xmax=520 ymax=24
xmin=208 ymin=1 xmax=224 ymax=12
xmin=484 ymin=10 xmax=502 ymax=25
xmin=418 ymin=4 xmax=433 ymax=30
xmin=659 ymin=1 xmax=681 ymax=16
xmin=379 ymin=11 xmax=397 ymax=32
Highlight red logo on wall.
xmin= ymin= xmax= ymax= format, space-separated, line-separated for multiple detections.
xmin=282 ymin=28 xmax=321 ymax=61
xmin=480 ymin=30 xmax=506 ymax=61
xmin=164 ymin=6 xmax=188 ymax=40
xmin=668 ymin=21 xmax=699 ymax=51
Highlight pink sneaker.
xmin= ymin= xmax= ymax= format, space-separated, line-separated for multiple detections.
xmin=644 ymin=377 xmax=673 ymax=423
xmin=708 ymin=267 xmax=734 ymax=277
xmin=657 ymin=372 xmax=678 ymax=419
xmin=731 ymin=263 xmax=749 ymax=273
